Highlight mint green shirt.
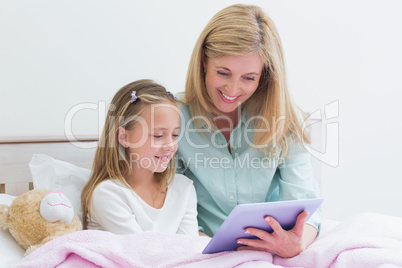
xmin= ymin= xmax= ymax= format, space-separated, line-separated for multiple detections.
xmin=176 ymin=102 xmax=321 ymax=237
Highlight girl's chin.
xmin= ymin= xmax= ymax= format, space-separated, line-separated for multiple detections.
xmin=153 ymin=165 xmax=169 ymax=173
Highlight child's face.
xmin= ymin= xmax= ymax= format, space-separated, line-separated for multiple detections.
xmin=125 ymin=102 xmax=180 ymax=173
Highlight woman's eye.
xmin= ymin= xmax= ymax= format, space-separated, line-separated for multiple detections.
xmin=217 ymin=71 xmax=229 ymax=76
xmin=245 ymin=76 xmax=255 ymax=81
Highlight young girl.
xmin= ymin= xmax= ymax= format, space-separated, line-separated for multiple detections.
xmin=81 ymin=79 xmax=198 ymax=236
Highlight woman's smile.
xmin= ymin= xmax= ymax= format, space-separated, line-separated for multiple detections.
xmin=218 ymin=89 xmax=241 ymax=103
xmin=203 ymin=54 xmax=264 ymax=115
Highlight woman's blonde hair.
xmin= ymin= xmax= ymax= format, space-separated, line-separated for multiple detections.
xmin=81 ymin=79 xmax=178 ymax=229
xmin=183 ymin=4 xmax=310 ymax=157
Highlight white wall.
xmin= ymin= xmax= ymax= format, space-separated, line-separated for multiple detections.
xmin=1 ymin=0 xmax=401 ymax=221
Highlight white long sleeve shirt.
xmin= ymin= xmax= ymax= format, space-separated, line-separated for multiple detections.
xmin=87 ymin=174 xmax=198 ymax=236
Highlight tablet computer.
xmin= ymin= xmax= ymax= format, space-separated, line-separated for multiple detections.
xmin=202 ymin=198 xmax=323 ymax=254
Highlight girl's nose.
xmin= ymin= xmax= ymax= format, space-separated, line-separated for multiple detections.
xmin=162 ymin=140 xmax=175 ymax=151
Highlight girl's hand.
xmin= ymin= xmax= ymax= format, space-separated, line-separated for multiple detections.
xmin=199 ymin=231 xmax=210 ymax=237
xmin=236 ymin=211 xmax=317 ymax=258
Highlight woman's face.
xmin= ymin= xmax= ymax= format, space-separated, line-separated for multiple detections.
xmin=203 ymin=54 xmax=264 ymax=115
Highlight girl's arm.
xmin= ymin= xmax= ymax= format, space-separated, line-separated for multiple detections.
xmin=199 ymin=231 xmax=209 ymax=237
xmin=89 ymin=182 xmax=143 ymax=234
xmin=176 ymin=184 xmax=199 ymax=236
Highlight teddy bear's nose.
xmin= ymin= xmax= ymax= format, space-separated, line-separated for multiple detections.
xmin=40 ymin=191 xmax=74 ymax=223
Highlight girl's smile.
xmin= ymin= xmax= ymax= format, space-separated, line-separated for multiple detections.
xmin=120 ymin=103 xmax=180 ymax=175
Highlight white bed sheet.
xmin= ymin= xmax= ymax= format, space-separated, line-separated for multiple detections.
xmin=0 ymin=194 xmax=25 ymax=268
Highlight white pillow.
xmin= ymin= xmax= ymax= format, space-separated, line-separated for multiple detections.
xmin=0 ymin=194 xmax=25 ymax=267
xmin=0 ymin=193 xmax=16 ymax=206
xmin=29 ymin=154 xmax=91 ymax=223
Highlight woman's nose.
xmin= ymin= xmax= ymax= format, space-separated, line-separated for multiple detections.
xmin=226 ymin=79 xmax=239 ymax=95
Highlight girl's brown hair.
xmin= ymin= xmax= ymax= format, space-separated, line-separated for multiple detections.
xmin=81 ymin=79 xmax=178 ymax=229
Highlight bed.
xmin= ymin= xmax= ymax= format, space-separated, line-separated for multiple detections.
xmin=0 ymin=134 xmax=97 ymax=267
xmin=1 ymin=134 xmax=402 ymax=268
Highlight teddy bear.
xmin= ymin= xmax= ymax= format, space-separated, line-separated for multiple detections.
xmin=0 ymin=189 xmax=82 ymax=255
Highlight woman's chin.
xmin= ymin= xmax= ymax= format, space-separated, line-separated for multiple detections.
xmin=214 ymin=102 xmax=241 ymax=116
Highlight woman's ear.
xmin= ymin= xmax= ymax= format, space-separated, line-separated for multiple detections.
xmin=117 ymin=127 xmax=128 ymax=148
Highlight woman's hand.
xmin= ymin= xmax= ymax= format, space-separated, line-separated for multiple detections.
xmin=236 ymin=211 xmax=317 ymax=258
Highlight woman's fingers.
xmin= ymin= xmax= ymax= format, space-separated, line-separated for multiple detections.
xmin=263 ymin=216 xmax=285 ymax=235
xmin=236 ymin=212 xmax=309 ymax=257
xmin=243 ymin=226 xmax=272 ymax=241
xmin=237 ymin=229 xmax=275 ymax=252
xmin=237 ymin=238 xmax=269 ymax=251
xmin=237 ymin=245 xmax=266 ymax=252
xmin=236 ymin=217 xmax=282 ymax=252
xmin=292 ymin=211 xmax=309 ymax=237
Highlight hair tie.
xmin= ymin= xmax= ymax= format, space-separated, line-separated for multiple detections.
xmin=167 ymin=91 xmax=179 ymax=102
xmin=130 ymin=91 xmax=138 ymax=103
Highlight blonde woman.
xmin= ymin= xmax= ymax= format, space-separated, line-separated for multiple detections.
xmin=81 ymin=79 xmax=198 ymax=236
xmin=176 ymin=4 xmax=321 ymax=257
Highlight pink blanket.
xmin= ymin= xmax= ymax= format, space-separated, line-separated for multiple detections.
xmin=12 ymin=213 xmax=402 ymax=268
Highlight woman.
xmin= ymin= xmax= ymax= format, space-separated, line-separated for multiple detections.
xmin=176 ymin=4 xmax=321 ymax=258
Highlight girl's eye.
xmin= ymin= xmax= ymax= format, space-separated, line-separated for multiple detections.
xmin=172 ymin=134 xmax=179 ymax=138
xmin=153 ymin=135 xmax=163 ymax=138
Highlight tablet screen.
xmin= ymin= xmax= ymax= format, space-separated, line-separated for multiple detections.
xmin=202 ymin=198 xmax=323 ymax=254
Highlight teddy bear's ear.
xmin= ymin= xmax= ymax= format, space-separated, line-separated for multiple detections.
xmin=0 ymin=204 xmax=10 ymax=230
xmin=40 ymin=191 xmax=74 ymax=223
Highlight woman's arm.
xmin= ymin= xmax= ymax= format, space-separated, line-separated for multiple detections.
xmin=275 ymin=141 xmax=322 ymax=231
xmin=236 ymin=140 xmax=321 ymax=257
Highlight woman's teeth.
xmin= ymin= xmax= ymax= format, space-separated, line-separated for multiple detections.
xmin=221 ymin=91 xmax=237 ymax=101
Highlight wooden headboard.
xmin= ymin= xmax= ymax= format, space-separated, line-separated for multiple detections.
xmin=0 ymin=135 xmax=98 ymax=196
xmin=0 ymin=119 xmax=322 ymax=196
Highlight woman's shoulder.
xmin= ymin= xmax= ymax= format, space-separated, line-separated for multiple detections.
xmin=175 ymin=92 xmax=185 ymax=100
xmin=174 ymin=93 xmax=191 ymax=117
xmin=178 ymin=102 xmax=191 ymax=117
